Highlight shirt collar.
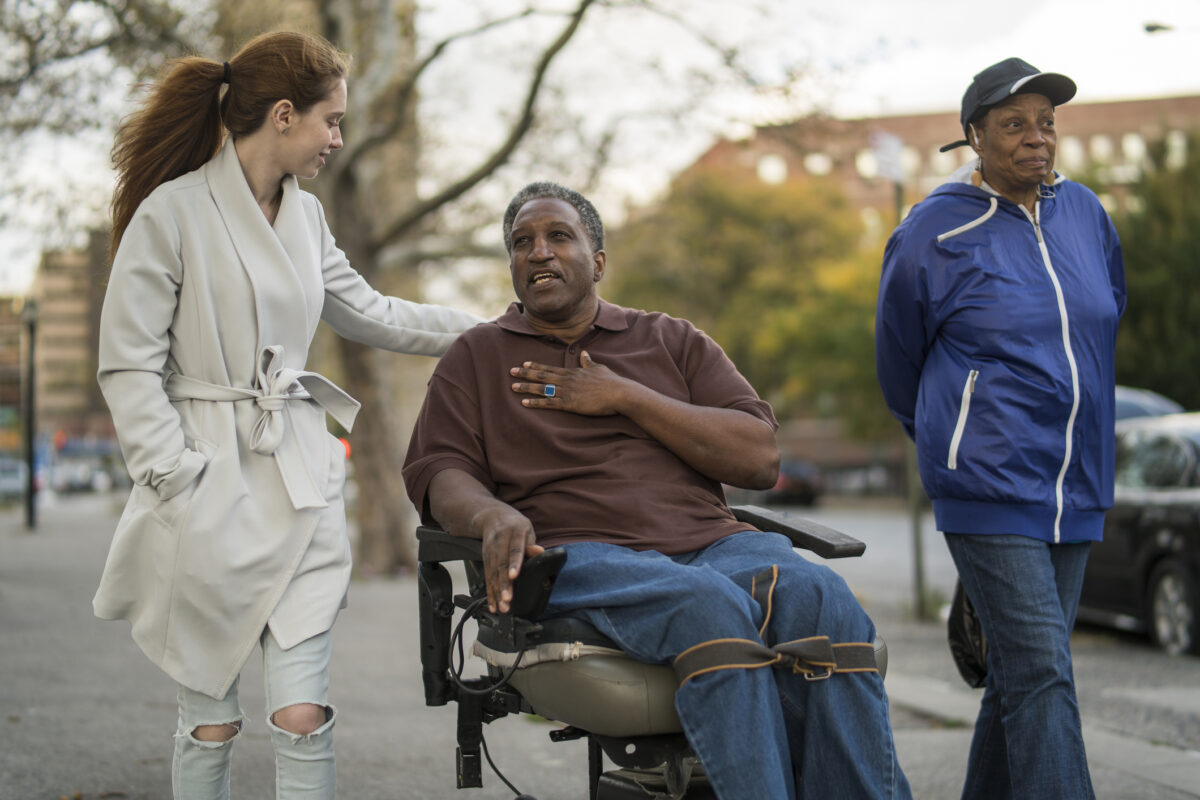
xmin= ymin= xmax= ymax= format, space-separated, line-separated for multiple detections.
xmin=496 ymin=299 xmax=629 ymax=338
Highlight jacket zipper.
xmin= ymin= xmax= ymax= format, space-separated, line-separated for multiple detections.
xmin=1025 ymin=202 xmax=1080 ymax=544
xmin=947 ymin=370 xmax=979 ymax=470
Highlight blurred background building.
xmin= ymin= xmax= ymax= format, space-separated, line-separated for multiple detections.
xmin=694 ymin=93 xmax=1200 ymax=235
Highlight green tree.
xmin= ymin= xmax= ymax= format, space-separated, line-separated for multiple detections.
xmin=1114 ymin=133 xmax=1200 ymax=408
xmin=606 ymin=166 xmax=893 ymax=438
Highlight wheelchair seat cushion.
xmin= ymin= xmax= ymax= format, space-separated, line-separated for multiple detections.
xmin=470 ymin=615 xmax=888 ymax=739
xmin=506 ymin=655 xmax=684 ymax=737
xmin=472 ymin=615 xmax=684 ymax=737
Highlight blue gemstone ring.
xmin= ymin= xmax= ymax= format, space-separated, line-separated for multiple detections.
xmin=543 ymin=384 xmax=556 ymax=397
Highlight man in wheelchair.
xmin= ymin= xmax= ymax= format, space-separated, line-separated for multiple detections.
xmin=402 ymin=181 xmax=912 ymax=799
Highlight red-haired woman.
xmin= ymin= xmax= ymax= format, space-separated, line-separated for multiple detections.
xmin=93 ymin=30 xmax=480 ymax=798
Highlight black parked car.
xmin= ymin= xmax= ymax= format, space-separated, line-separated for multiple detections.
xmin=1079 ymin=413 xmax=1200 ymax=654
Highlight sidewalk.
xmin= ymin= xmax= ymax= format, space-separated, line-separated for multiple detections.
xmin=3 ymin=493 xmax=1199 ymax=799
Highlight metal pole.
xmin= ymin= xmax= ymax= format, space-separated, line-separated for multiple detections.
xmin=21 ymin=300 xmax=37 ymax=531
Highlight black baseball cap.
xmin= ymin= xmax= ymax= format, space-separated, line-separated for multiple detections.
xmin=939 ymin=57 xmax=1077 ymax=152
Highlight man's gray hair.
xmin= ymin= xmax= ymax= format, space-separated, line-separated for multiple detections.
xmin=502 ymin=181 xmax=605 ymax=255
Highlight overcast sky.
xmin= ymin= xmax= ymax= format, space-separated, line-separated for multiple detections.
xmin=808 ymin=0 xmax=1200 ymax=117
xmin=3 ymin=0 xmax=1198 ymax=294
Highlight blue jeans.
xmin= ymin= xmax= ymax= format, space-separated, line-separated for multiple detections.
xmin=542 ymin=531 xmax=912 ymax=800
xmin=944 ymin=533 xmax=1094 ymax=800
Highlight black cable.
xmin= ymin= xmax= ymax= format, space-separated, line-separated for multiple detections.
xmin=480 ymin=731 xmax=537 ymax=799
xmin=447 ymin=597 xmax=537 ymax=798
xmin=447 ymin=596 xmax=526 ymax=696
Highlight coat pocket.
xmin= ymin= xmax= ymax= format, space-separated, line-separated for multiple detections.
xmin=947 ymin=370 xmax=979 ymax=471
xmin=151 ymin=437 xmax=216 ymax=529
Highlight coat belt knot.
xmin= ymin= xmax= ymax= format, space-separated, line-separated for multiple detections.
xmin=163 ymin=345 xmax=361 ymax=509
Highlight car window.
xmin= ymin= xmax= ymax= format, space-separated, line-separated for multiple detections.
xmin=1115 ymin=431 xmax=1194 ymax=488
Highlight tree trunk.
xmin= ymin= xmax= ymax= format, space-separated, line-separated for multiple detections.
xmin=323 ymin=156 xmax=427 ymax=573
xmin=336 ymin=336 xmax=420 ymax=574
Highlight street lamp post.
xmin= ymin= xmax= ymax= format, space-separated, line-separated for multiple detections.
xmin=20 ymin=298 xmax=37 ymax=530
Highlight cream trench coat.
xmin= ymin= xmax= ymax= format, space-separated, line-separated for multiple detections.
xmin=94 ymin=140 xmax=481 ymax=699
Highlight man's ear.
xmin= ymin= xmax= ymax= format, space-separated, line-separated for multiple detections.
xmin=272 ymin=99 xmax=296 ymax=135
xmin=592 ymin=250 xmax=606 ymax=283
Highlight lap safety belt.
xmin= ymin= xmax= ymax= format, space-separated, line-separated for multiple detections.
xmin=672 ymin=566 xmax=878 ymax=686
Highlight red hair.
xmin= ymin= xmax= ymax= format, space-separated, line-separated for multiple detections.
xmin=109 ymin=31 xmax=349 ymax=255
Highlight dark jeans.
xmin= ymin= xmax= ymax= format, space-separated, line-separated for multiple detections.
xmin=944 ymin=532 xmax=1095 ymax=800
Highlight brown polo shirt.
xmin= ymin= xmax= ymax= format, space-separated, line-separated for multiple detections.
xmin=402 ymin=300 xmax=778 ymax=554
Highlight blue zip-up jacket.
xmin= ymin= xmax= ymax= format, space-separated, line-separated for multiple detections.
xmin=876 ymin=165 xmax=1125 ymax=543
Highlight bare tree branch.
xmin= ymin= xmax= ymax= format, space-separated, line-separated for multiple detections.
xmin=381 ymin=235 xmax=505 ymax=269
xmin=371 ymin=0 xmax=598 ymax=249
xmin=1 ymin=0 xmax=197 ymax=137
xmin=603 ymin=0 xmax=760 ymax=86
xmin=335 ymin=6 xmax=554 ymax=178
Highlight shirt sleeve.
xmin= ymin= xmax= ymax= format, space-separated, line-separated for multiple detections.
xmin=679 ymin=323 xmax=778 ymax=429
xmin=401 ymin=338 xmax=496 ymax=522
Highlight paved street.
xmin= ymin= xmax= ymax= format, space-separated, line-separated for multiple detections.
xmin=3 ymin=493 xmax=1200 ymax=799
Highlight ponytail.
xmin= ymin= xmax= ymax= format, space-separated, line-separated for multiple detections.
xmin=109 ymin=31 xmax=350 ymax=256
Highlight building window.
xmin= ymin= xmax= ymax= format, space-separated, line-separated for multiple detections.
xmin=855 ymin=149 xmax=878 ymax=179
xmin=756 ymin=153 xmax=788 ymax=185
xmin=803 ymin=152 xmax=833 ymax=176
xmin=1122 ymin=133 xmax=1147 ymax=165
xmin=1059 ymin=135 xmax=1086 ymax=172
xmin=930 ymin=146 xmax=957 ymax=176
xmin=1090 ymin=134 xmax=1115 ymax=163
xmin=1166 ymin=130 xmax=1188 ymax=170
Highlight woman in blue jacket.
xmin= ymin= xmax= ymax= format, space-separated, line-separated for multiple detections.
xmin=876 ymin=58 xmax=1125 ymax=800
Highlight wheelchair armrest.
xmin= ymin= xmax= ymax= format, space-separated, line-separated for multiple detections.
xmin=416 ymin=525 xmax=566 ymax=619
xmin=731 ymin=504 xmax=865 ymax=559
xmin=418 ymin=525 xmax=483 ymax=562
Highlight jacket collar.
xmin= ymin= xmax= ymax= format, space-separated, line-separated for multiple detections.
xmin=205 ymin=140 xmax=317 ymax=363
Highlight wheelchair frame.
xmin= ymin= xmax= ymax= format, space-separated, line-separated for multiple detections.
xmin=416 ymin=504 xmax=870 ymax=799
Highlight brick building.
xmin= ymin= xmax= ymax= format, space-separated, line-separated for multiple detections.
xmin=693 ymin=93 xmax=1200 ymax=239
xmin=0 ymin=297 xmax=23 ymax=452
xmin=2 ymin=230 xmax=115 ymax=452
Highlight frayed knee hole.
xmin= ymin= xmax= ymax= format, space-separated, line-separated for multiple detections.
xmin=188 ymin=720 xmax=241 ymax=743
xmin=270 ymin=703 xmax=330 ymax=736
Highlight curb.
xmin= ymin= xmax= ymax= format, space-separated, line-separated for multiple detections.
xmin=887 ymin=671 xmax=1200 ymax=797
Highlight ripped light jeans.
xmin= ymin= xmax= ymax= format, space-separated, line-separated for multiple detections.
xmin=173 ymin=628 xmax=336 ymax=800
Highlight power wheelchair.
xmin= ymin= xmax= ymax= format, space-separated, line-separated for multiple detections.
xmin=417 ymin=504 xmax=887 ymax=800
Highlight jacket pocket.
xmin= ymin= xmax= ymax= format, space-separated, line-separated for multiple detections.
xmin=947 ymin=370 xmax=979 ymax=470
xmin=151 ymin=437 xmax=215 ymax=528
